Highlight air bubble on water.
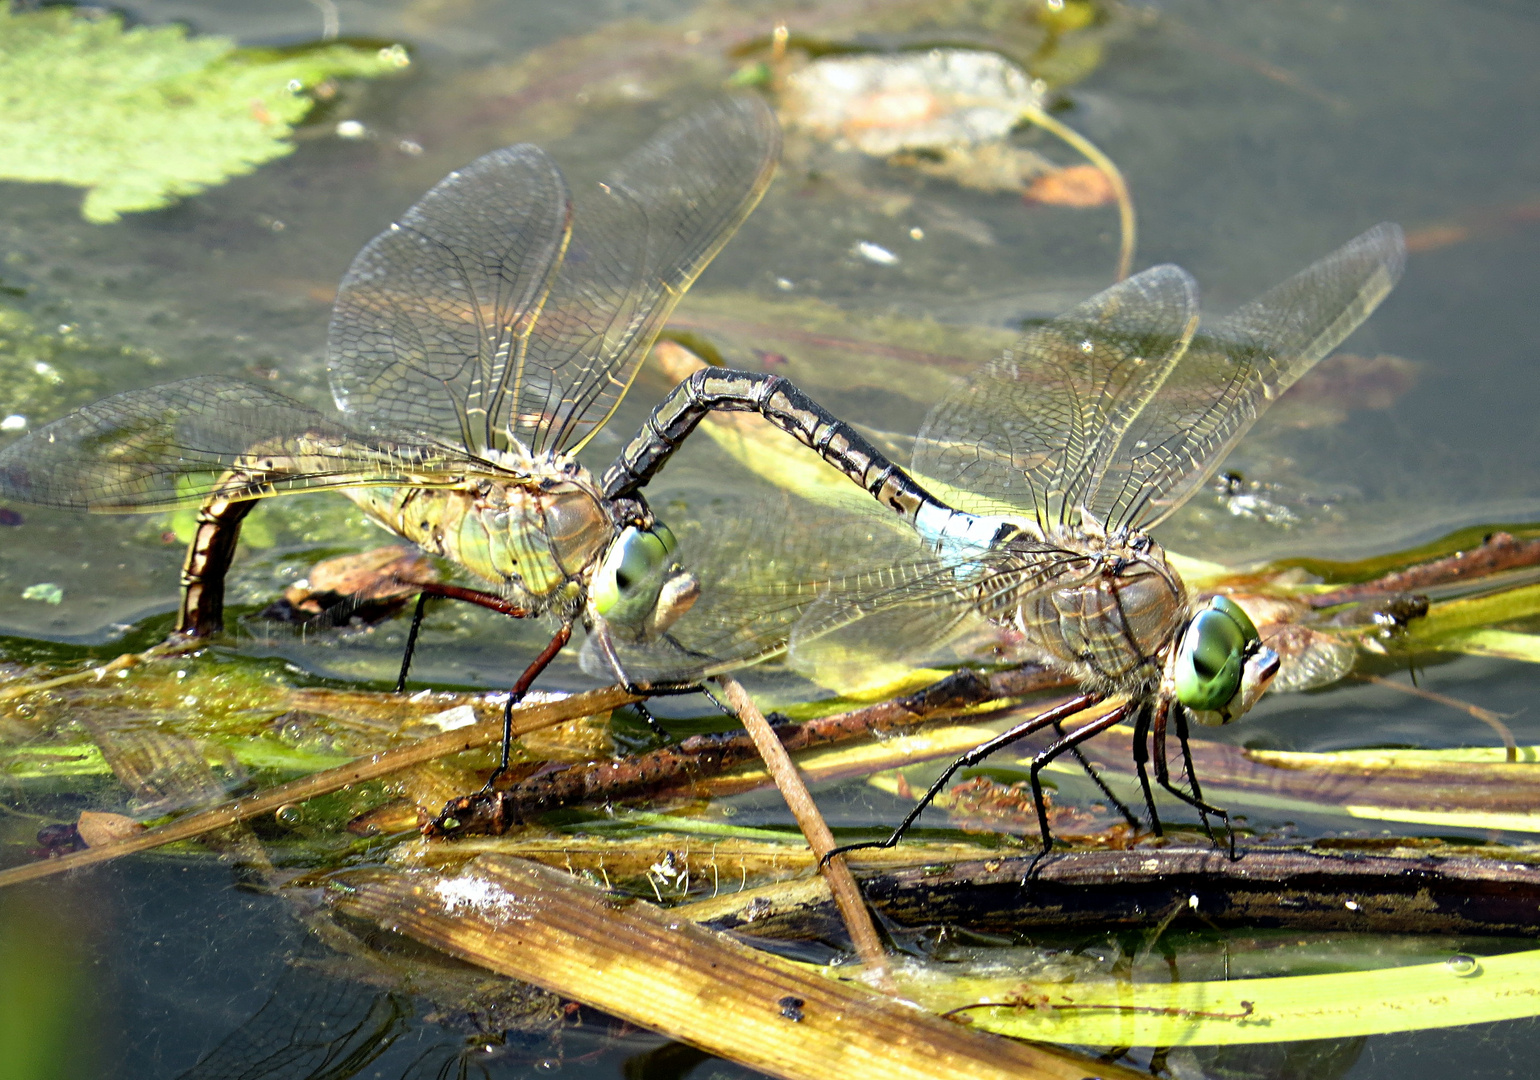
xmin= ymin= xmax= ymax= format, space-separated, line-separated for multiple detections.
xmin=1445 ymin=954 xmax=1481 ymax=977
xmin=275 ymin=804 xmax=302 ymax=826
xmin=853 ymin=241 xmax=899 ymax=266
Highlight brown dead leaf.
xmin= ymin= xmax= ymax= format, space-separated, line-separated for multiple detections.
xmin=1276 ymin=352 xmax=1418 ymax=428
xmin=264 ymin=545 xmax=439 ymax=626
xmin=1023 ymin=163 xmax=1115 ymax=207
xmin=76 ymin=810 xmax=144 ymax=847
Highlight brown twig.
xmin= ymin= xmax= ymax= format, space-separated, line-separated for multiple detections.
xmin=715 ymin=674 xmax=889 ymax=980
xmin=449 ymin=667 xmax=1063 ymax=832
xmin=684 ymin=843 xmax=1540 ymax=940
xmin=1310 ymin=531 xmax=1540 ymax=608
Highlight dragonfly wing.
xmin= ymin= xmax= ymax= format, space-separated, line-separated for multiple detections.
xmin=1090 ymin=223 xmax=1406 ymax=531
xmin=788 ymin=535 xmax=1104 ymax=692
xmin=0 ymin=376 xmax=497 ymax=511
xmin=788 ymin=559 xmax=1001 ymax=694
xmin=912 ymin=265 xmax=1200 ymax=525
xmin=523 ymin=96 xmax=781 ymax=456
xmin=327 ymin=144 xmax=573 ymax=452
xmin=581 ymin=493 xmax=912 ymax=687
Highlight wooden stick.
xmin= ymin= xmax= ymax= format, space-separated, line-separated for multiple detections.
xmin=714 ymin=674 xmax=889 ymax=980
xmin=0 ymin=685 xmax=640 ymax=889
xmin=682 ymin=844 xmax=1540 ymax=939
xmin=329 ymin=855 xmax=1144 ymax=1080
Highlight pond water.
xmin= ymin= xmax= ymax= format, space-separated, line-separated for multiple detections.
xmin=1 ymin=0 xmax=1538 ymax=1077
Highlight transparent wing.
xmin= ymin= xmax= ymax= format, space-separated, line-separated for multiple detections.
xmin=1089 ymin=223 xmax=1406 ymax=531
xmin=524 ymin=96 xmax=782 ymax=455
xmin=581 ymin=495 xmax=930 ymax=687
xmin=327 ymin=99 xmax=779 ymax=458
xmin=787 ymin=558 xmax=1002 ymax=693
xmin=788 ymin=534 xmax=1104 ymax=692
xmin=327 ymin=143 xmax=573 ymax=452
xmin=0 ymin=376 xmax=505 ymax=512
xmin=912 ymin=265 xmax=1200 ymax=526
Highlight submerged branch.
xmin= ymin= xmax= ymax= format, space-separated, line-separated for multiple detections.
xmin=1310 ymin=529 xmax=1540 ymax=608
xmin=681 ymin=843 xmax=1540 ymax=940
xmin=434 ymin=666 xmax=1062 ymax=835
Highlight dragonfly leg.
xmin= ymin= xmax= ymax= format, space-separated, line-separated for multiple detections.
xmin=409 ymin=581 xmax=531 ymax=619
xmin=1129 ymin=701 xmax=1164 ymax=836
xmin=394 ymin=592 xmax=430 ymax=694
xmin=1173 ymin=704 xmax=1237 ymax=859
xmin=1152 ymin=700 xmax=1235 ymax=858
xmin=821 ymin=692 xmax=1098 ymax=865
xmin=176 ymin=496 xmax=256 ymax=637
xmin=630 ymin=701 xmax=675 ymax=741
xmin=1027 ymin=702 xmax=1134 ymax=856
xmin=483 ymin=621 xmax=572 ymax=792
xmin=1054 ymin=719 xmax=1139 ymax=828
xmin=393 ymin=582 xmax=531 ymax=694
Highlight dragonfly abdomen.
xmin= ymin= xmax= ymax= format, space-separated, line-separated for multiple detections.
xmin=602 ymin=367 xmax=948 ymax=524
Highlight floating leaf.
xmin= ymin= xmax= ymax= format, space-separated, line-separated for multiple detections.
xmin=889 ymin=947 xmax=1540 ymax=1046
xmin=20 ymin=583 xmax=63 ymax=605
xmin=0 ymin=7 xmax=410 ymax=222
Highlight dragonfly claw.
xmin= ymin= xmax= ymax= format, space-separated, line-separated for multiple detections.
xmin=422 ymin=791 xmax=509 ymax=838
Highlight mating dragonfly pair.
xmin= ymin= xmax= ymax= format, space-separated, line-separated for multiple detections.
xmin=0 ymin=96 xmax=1405 ymax=856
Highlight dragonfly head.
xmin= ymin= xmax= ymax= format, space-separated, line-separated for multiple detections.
xmin=1174 ymin=595 xmax=1280 ymax=725
xmin=590 ymin=522 xmax=699 ymax=639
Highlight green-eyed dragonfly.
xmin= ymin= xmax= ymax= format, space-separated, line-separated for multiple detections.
xmin=0 ymin=97 xmax=780 ymax=765
xmin=594 ymin=223 xmax=1407 ymax=854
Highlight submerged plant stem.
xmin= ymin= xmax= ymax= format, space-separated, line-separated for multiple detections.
xmin=1023 ymin=105 xmax=1137 ymax=281
xmin=0 ymin=685 xmax=639 ymax=889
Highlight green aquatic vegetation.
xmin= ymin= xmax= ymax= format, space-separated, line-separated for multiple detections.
xmin=0 ymin=6 xmax=410 ymax=223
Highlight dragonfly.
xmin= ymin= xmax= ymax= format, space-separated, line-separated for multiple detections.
xmin=0 ymin=97 xmax=780 ymax=771
xmin=596 ymin=222 xmax=1407 ymax=854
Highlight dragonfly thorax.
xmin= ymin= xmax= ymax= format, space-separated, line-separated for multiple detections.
xmin=346 ymin=457 xmax=613 ymax=614
xmin=999 ymin=524 xmax=1189 ymax=696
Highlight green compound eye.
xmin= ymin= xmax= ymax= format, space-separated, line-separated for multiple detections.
xmin=592 ymin=526 xmax=670 ymax=618
xmin=1209 ymin=593 xmax=1259 ymax=642
xmin=1174 ymin=597 xmax=1257 ymax=712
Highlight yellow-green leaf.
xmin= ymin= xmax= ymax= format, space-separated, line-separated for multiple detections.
xmin=880 ymin=947 xmax=1540 ymax=1046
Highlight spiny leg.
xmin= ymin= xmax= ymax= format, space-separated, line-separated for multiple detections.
xmin=1152 ymin=699 xmax=1234 ymax=857
xmin=822 ymin=693 xmax=1098 ymax=864
xmin=392 ymin=579 xmax=533 ymax=702
xmin=482 ymin=621 xmax=573 ymax=792
xmin=394 ymin=591 xmax=431 ymax=694
xmin=387 ymin=581 xmax=550 ymax=794
xmin=1172 ymin=702 xmax=1236 ymax=859
xmin=630 ymin=701 xmax=675 ymax=741
xmin=1128 ymin=700 xmax=1164 ymax=836
xmin=1054 ymin=719 xmax=1139 ymax=828
xmin=1027 ymin=703 xmax=1134 ymax=857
